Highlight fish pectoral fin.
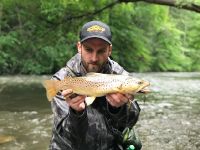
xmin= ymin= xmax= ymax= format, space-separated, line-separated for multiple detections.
xmin=85 ymin=96 xmax=96 ymax=106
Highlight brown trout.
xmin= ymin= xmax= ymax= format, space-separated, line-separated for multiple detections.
xmin=43 ymin=73 xmax=150 ymax=105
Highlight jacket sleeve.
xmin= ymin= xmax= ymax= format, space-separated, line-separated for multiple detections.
xmin=106 ymin=100 xmax=141 ymax=131
xmin=50 ymin=97 xmax=88 ymax=149
xmin=108 ymin=60 xmax=141 ymax=129
xmin=49 ymin=68 xmax=88 ymax=150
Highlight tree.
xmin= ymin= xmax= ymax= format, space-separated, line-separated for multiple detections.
xmin=1 ymin=0 xmax=200 ymax=74
xmin=119 ymin=0 xmax=200 ymax=13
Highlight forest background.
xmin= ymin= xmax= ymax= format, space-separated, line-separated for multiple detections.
xmin=1 ymin=0 xmax=200 ymax=75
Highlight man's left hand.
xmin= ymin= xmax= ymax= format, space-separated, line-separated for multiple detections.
xmin=106 ymin=93 xmax=134 ymax=108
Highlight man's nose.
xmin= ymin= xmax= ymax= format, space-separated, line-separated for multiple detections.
xmin=91 ymin=53 xmax=98 ymax=62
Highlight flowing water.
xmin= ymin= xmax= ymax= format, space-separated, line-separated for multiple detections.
xmin=0 ymin=73 xmax=200 ymax=150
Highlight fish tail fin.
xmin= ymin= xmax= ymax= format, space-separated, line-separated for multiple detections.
xmin=43 ymin=80 xmax=58 ymax=101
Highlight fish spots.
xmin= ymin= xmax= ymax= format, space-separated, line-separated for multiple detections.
xmin=43 ymin=73 xmax=150 ymax=103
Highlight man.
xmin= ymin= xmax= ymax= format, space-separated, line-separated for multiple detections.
xmin=49 ymin=21 xmax=141 ymax=150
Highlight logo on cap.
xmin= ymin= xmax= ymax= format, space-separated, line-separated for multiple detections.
xmin=87 ymin=25 xmax=105 ymax=32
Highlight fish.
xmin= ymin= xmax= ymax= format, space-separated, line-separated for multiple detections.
xmin=0 ymin=135 xmax=15 ymax=144
xmin=43 ymin=73 xmax=150 ymax=105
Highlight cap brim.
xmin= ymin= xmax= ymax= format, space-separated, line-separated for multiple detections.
xmin=80 ymin=35 xmax=111 ymax=44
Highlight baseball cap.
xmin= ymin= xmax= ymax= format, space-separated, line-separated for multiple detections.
xmin=80 ymin=21 xmax=112 ymax=44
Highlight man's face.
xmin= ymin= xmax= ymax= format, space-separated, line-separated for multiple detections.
xmin=77 ymin=38 xmax=112 ymax=73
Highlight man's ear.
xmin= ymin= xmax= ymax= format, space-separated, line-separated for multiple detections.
xmin=77 ymin=42 xmax=81 ymax=53
xmin=108 ymin=45 xmax=112 ymax=56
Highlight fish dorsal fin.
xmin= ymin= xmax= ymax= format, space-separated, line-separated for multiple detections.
xmin=63 ymin=76 xmax=74 ymax=81
xmin=64 ymin=76 xmax=73 ymax=79
xmin=85 ymin=96 xmax=96 ymax=105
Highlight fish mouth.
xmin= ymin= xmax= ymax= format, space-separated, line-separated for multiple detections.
xmin=138 ymin=81 xmax=150 ymax=94
xmin=138 ymin=88 xmax=150 ymax=93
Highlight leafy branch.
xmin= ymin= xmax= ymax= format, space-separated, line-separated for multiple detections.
xmin=120 ymin=0 xmax=200 ymax=13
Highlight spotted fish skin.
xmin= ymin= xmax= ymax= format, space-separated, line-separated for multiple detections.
xmin=43 ymin=73 xmax=150 ymax=104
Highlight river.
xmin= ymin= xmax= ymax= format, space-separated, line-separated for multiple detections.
xmin=0 ymin=72 xmax=200 ymax=150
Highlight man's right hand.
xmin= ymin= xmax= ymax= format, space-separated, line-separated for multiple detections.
xmin=62 ymin=89 xmax=86 ymax=112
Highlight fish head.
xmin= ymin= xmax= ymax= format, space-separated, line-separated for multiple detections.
xmin=121 ymin=77 xmax=150 ymax=94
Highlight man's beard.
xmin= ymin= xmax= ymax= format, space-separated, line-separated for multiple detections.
xmin=87 ymin=65 xmax=100 ymax=72
xmin=81 ymin=59 xmax=106 ymax=73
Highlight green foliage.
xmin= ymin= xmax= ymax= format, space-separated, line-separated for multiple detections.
xmin=0 ymin=0 xmax=200 ymax=74
xmin=0 ymin=32 xmax=21 ymax=74
xmin=151 ymin=24 xmax=189 ymax=71
xmin=176 ymin=0 xmax=200 ymax=6
xmin=110 ymin=3 xmax=152 ymax=72
xmin=170 ymin=8 xmax=200 ymax=71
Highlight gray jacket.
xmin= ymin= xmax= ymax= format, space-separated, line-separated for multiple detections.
xmin=49 ymin=54 xmax=141 ymax=150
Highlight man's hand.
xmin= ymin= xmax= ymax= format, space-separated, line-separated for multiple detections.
xmin=106 ymin=93 xmax=134 ymax=108
xmin=62 ymin=89 xmax=86 ymax=112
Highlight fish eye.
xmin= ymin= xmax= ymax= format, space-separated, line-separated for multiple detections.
xmin=138 ymin=81 xmax=143 ymax=84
